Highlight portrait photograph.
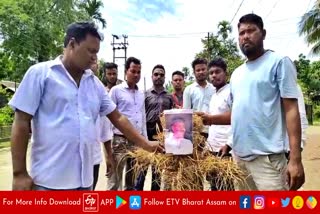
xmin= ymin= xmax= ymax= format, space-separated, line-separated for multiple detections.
xmin=163 ymin=109 xmax=193 ymax=155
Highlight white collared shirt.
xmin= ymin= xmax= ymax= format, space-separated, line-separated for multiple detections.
xmin=9 ymin=56 xmax=116 ymax=189
xmin=109 ymin=81 xmax=147 ymax=138
xmin=207 ymin=84 xmax=232 ymax=152
xmin=93 ymin=115 xmax=113 ymax=165
xmin=285 ymin=84 xmax=309 ymax=151
xmin=183 ymin=81 xmax=215 ymax=133
xmin=165 ymin=134 xmax=193 ymax=155
xmin=183 ymin=81 xmax=215 ymax=112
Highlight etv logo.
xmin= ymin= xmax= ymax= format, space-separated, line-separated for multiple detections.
xmin=83 ymin=193 xmax=99 ymax=212
xmin=240 ymin=196 xmax=251 ymax=209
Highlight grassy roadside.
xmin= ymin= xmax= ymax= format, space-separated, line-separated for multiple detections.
xmin=0 ymin=141 xmax=10 ymax=149
xmin=313 ymin=120 xmax=320 ymax=126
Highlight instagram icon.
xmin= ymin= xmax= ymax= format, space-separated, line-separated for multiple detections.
xmin=254 ymin=196 xmax=265 ymax=210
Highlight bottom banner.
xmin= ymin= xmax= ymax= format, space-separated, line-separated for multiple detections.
xmin=0 ymin=191 xmax=319 ymax=213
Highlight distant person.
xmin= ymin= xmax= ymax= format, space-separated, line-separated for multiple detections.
xmin=285 ymin=84 xmax=309 ymax=159
xmin=171 ymin=71 xmax=185 ymax=109
xmin=102 ymin=62 xmax=123 ymax=92
xmin=90 ymin=61 xmax=113 ymax=190
xmin=99 ymin=62 xmax=122 ymax=184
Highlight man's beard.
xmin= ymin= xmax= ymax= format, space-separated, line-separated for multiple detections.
xmin=240 ymin=45 xmax=257 ymax=57
xmin=102 ymin=77 xmax=116 ymax=87
xmin=240 ymin=42 xmax=263 ymax=58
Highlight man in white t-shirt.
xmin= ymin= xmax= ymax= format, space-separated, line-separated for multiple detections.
xmin=285 ymin=84 xmax=308 ymax=159
xmin=206 ymin=57 xmax=233 ymax=191
xmin=90 ymin=61 xmax=113 ymax=190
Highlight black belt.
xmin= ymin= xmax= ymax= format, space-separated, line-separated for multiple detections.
xmin=210 ymin=151 xmax=232 ymax=157
xmin=114 ymin=134 xmax=125 ymax=138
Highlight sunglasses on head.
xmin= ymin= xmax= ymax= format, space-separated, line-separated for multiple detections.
xmin=153 ymin=73 xmax=164 ymax=77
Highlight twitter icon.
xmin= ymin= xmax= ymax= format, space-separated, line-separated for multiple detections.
xmin=281 ymin=198 xmax=290 ymax=207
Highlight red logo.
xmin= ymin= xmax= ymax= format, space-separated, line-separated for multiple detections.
xmin=83 ymin=193 xmax=99 ymax=212
xmin=267 ymin=198 xmax=280 ymax=208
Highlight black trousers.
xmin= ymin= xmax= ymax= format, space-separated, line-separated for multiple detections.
xmin=93 ymin=164 xmax=100 ymax=190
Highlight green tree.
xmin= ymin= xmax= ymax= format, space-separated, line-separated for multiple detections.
xmin=196 ymin=21 xmax=244 ymax=73
xmin=97 ymin=58 xmax=105 ymax=80
xmin=0 ymin=51 xmax=14 ymax=80
xmin=0 ymin=0 xmax=105 ymax=81
xmin=298 ymin=1 xmax=320 ymax=54
xmin=80 ymin=0 xmax=106 ymax=28
xmin=182 ymin=67 xmax=194 ymax=82
xmin=308 ymin=61 xmax=320 ymax=102
xmin=294 ymin=54 xmax=320 ymax=102
xmin=0 ymin=88 xmax=13 ymax=125
xmin=164 ymin=81 xmax=173 ymax=93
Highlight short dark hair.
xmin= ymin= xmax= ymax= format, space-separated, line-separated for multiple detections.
xmin=64 ymin=22 xmax=102 ymax=48
xmin=152 ymin=64 xmax=165 ymax=73
xmin=104 ymin=62 xmax=118 ymax=70
xmin=172 ymin=70 xmax=184 ymax=78
xmin=192 ymin=58 xmax=207 ymax=70
xmin=125 ymin=57 xmax=141 ymax=71
xmin=238 ymin=13 xmax=264 ymax=31
xmin=208 ymin=58 xmax=227 ymax=72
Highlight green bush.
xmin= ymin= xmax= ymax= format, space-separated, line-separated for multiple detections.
xmin=0 ymin=88 xmax=13 ymax=125
xmin=0 ymin=105 xmax=14 ymax=125
xmin=314 ymin=104 xmax=320 ymax=120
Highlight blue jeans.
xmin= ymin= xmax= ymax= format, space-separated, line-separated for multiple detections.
xmin=33 ymin=184 xmax=92 ymax=191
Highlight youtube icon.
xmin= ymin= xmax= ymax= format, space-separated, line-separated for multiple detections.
xmin=267 ymin=198 xmax=280 ymax=208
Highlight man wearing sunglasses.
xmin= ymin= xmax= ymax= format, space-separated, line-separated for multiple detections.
xmin=135 ymin=64 xmax=174 ymax=190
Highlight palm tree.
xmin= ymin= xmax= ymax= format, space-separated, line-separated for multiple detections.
xmin=81 ymin=0 xmax=107 ymax=28
xmin=217 ymin=21 xmax=232 ymax=40
xmin=298 ymin=1 xmax=320 ymax=54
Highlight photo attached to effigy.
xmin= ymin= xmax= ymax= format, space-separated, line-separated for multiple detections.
xmin=163 ymin=109 xmax=193 ymax=155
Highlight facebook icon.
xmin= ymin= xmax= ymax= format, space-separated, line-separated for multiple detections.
xmin=240 ymin=196 xmax=251 ymax=209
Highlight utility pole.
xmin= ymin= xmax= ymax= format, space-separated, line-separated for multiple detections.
xmin=205 ymin=32 xmax=212 ymax=61
xmin=111 ymin=34 xmax=129 ymax=80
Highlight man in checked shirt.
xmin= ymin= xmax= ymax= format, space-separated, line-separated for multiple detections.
xmin=135 ymin=64 xmax=174 ymax=191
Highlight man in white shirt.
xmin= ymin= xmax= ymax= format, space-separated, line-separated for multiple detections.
xmin=107 ymin=57 xmax=147 ymax=190
xmin=183 ymin=58 xmax=215 ymax=138
xmin=90 ymin=61 xmax=113 ymax=190
xmin=102 ymin=62 xmax=123 ymax=92
xmin=9 ymin=22 xmax=161 ymax=191
xmin=206 ymin=58 xmax=233 ymax=191
xmin=285 ymin=84 xmax=309 ymax=159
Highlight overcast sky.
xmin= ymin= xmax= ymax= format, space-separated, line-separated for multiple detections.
xmin=98 ymin=0 xmax=316 ymax=89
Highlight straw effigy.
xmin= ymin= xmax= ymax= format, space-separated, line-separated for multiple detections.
xmin=126 ymin=114 xmax=245 ymax=190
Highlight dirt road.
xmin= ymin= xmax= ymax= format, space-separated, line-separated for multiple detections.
xmin=0 ymin=126 xmax=319 ymax=190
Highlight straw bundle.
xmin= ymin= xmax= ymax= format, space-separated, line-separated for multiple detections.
xmin=127 ymin=114 xmax=245 ymax=190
